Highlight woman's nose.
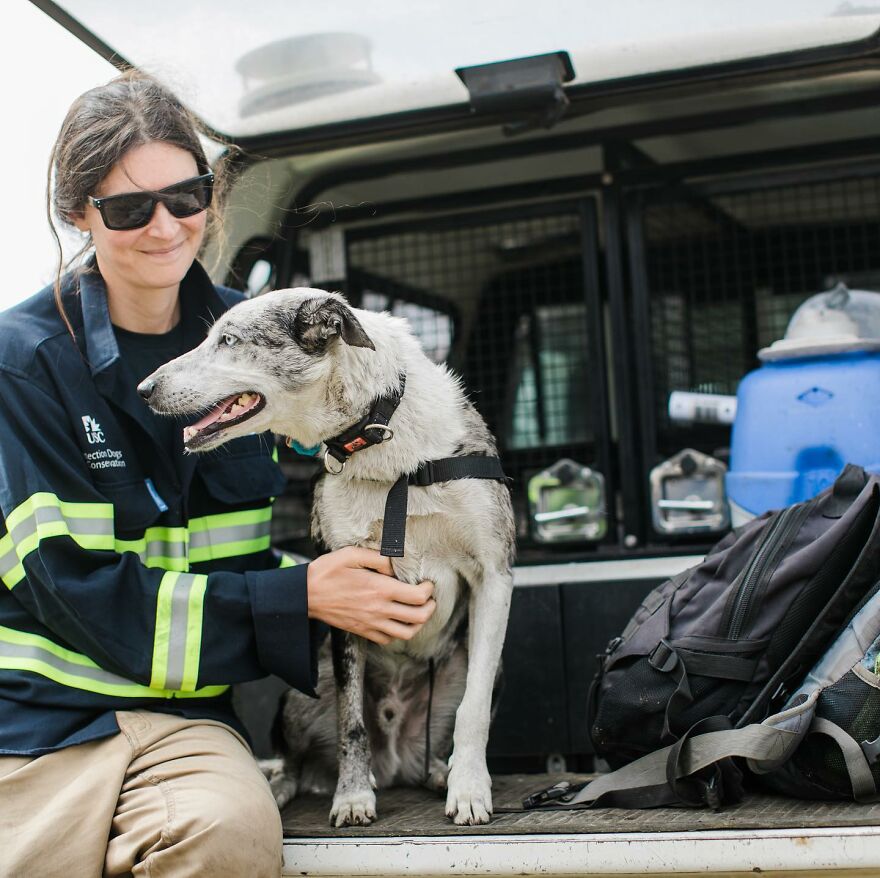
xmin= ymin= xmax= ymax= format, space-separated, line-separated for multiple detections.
xmin=147 ymin=201 xmax=178 ymax=236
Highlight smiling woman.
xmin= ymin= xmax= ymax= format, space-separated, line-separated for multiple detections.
xmin=74 ymin=141 xmax=210 ymax=332
xmin=0 ymin=69 xmax=436 ymax=877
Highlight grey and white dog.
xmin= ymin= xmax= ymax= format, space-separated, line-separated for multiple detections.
xmin=140 ymin=288 xmax=515 ymax=826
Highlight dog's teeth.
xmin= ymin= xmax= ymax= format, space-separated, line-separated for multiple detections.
xmin=238 ymin=393 xmax=253 ymax=405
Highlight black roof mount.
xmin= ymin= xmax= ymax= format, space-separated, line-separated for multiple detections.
xmin=456 ymin=51 xmax=575 ymax=135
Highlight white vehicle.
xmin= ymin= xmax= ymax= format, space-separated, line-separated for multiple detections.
xmin=34 ymin=1 xmax=880 ymax=873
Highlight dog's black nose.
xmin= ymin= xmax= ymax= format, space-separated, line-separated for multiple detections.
xmin=137 ymin=378 xmax=155 ymax=401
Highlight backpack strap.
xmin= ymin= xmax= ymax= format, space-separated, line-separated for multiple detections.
xmin=822 ymin=463 xmax=870 ymax=518
xmin=649 ymin=640 xmax=760 ymax=742
xmin=811 ymin=716 xmax=878 ymax=802
xmin=524 ymin=695 xmax=817 ymax=812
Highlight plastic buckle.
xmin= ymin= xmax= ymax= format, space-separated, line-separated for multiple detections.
xmin=649 ymin=639 xmax=678 ymax=673
xmin=703 ymin=772 xmax=723 ymax=812
xmin=410 ymin=462 xmax=435 ymax=487
xmin=522 ymin=780 xmax=572 ymax=809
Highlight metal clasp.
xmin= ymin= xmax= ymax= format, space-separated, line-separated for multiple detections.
xmin=364 ymin=423 xmax=394 ymax=443
xmin=324 ymin=451 xmax=346 ymax=475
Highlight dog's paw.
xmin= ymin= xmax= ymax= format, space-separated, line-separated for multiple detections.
xmin=329 ymin=788 xmax=377 ymax=827
xmin=445 ymin=764 xmax=493 ymax=825
xmin=424 ymin=757 xmax=450 ymax=793
xmin=257 ymin=757 xmax=284 ymax=780
xmin=266 ymin=766 xmax=299 ymax=809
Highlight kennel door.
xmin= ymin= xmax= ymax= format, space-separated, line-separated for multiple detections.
xmin=343 ymin=200 xmax=613 ymax=560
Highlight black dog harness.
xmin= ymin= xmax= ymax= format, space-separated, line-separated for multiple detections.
xmin=289 ymin=374 xmax=508 ymax=558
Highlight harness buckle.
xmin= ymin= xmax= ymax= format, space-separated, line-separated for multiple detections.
xmin=410 ymin=461 xmax=435 ymax=487
xmin=522 ymin=780 xmax=572 ymax=809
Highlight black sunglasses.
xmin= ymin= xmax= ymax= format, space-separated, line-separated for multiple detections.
xmin=88 ymin=173 xmax=214 ymax=231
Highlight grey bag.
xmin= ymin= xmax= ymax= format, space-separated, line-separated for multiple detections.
xmin=758 ymin=585 xmax=880 ymax=802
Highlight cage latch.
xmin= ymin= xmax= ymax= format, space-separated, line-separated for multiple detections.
xmin=455 ymin=51 xmax=575 ymax=135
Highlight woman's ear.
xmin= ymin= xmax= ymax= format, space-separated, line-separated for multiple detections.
xmin=71 ymin=210 xmax=90 ymax=234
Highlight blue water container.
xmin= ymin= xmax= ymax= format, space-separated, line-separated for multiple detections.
xmin=727 ymin=351 xmax=880 ymax=520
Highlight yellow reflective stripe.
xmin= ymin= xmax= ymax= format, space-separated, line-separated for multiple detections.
xmin=5 ymin=493 xmax=113 ymax=533
xmin=1 ymin=494 xmax=115 ymax=590
xmin=277 ymin=552 xmax=298 ymax=569
xmin=181 ymin=575 xmax=208 ymax=691
xmin=188 ymin=508 xmax=273 ymax=532
xmin=115 ymin=525 xmax=189 ymax=572
xmin=3 ymin=493 xmax=275 ymax=585
xmin=0 ymin=625 xmax=227 ymax=699
xmin=188 ymin=508 xmax=272 ymax=563
xmin=150 ymin=571 xmax=209 ymax=692
xmin=150 ymin=571 xmax=179 ymax=689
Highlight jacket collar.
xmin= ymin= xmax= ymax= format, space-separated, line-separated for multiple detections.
xmin=78 ymin=258 xmax=226 ymax=385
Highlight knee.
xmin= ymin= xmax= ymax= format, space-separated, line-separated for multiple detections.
xmin=180 ymin=779 xmax=282 ymax=876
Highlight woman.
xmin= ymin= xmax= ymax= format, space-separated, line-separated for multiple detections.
xmin=0 ymin=71 xmax=435 ymax=877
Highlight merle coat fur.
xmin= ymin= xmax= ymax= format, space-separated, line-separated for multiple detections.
xmin=142 ymin=288 xmax=516 ymax=826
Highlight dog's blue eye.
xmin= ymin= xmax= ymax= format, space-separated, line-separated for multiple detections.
xmin=222 ymin=333 xmax=239 ymax=347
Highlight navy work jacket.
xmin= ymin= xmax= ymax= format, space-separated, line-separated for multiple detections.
xmin=0 ymin=260 xmax=315 ymax=755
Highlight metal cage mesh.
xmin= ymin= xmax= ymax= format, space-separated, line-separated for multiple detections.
xmin=345 ymin=210 xmax=598 ymax=545
xmin=641 ymin=173 xmax=880 ymax=458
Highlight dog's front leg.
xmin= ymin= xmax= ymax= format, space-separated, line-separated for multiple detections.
xmin=329 ymin=628 xmax=376 ymax=827
xmin=445 ymin=570 xmax=513 ymax=825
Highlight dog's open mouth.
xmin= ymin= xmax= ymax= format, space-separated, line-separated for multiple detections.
xmin=182 ymin=392 xmax=265 ymax=449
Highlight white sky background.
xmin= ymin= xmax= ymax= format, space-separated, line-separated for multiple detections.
xmin=1 ymin=3 xmax=115 ymax=312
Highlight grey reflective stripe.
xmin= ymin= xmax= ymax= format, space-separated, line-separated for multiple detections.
xmin=164 ymin=573 xmax=201 ymax=690
xmin=188 ymin=519 xmax=270 ymax=550
xmin=0 ymin=640 xmax=139 ymax=691
xmin=0 ymin=545 xmax=19 ymax=579
xmin=11 ymin=505 xmax=113 ymax=543
xmin=143 ymin=538 xmax=188 ymax=560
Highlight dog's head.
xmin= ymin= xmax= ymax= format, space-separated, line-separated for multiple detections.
xmin=139 ymin=288 xmax=375 ymax=452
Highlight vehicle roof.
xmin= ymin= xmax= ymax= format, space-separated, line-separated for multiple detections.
xmin=33 ymin=0 xmax=880 ymax=149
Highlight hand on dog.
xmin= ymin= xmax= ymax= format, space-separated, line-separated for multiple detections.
xmin=306 ymin=547 xmax=436 ymax=644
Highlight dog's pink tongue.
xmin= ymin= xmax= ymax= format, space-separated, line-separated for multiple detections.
xmin=189 ymin=394 xmax=238 ymax=431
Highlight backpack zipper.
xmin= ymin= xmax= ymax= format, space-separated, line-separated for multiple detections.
xmin=727 ymin=502 xmax=807 ymax=640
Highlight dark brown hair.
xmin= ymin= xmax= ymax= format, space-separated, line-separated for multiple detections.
xmin=47 ymin=69 xmax=232 ymax=337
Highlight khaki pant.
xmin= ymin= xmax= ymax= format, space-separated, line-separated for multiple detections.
xmin=0 ymin=710 xmax=282 ymax=878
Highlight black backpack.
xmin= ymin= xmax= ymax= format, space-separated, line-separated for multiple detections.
xmin=541 ymin=465 xmax=880 ymax=810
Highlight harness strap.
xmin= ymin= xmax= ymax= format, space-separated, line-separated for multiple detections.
xmin=424 ymin=657 xmax=436 ymax=784
xmin=380 ymin=456 xmax=508 ymax=557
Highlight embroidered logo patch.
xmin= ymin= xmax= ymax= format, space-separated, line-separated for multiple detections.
xmin=81 ymin=415 xmax=105 ymax=445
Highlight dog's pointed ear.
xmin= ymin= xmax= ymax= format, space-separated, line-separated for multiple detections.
xmin=292 ymin=298 xmax=375 ymax=353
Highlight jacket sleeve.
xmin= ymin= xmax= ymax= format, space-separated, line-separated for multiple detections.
xmin=0 ymin=369 xmax=317 ymax=696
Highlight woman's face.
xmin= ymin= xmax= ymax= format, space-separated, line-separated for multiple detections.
xmin=75 ymin=141 xmax=207 ymax=298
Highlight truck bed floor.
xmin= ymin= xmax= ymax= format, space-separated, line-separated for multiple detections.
xmin=281 ymin=773 xmax=880 ymax=838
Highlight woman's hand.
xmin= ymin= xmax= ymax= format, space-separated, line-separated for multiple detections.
xmin=306 ymin=546 xmax=436 ymax=644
